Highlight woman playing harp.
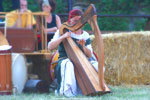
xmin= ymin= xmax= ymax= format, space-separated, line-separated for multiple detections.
xmin=48 ymin=9 xmax=103 ymax=97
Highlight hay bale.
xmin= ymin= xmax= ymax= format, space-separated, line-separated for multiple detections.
xmin=91 ymin=31 xmax=150 ymax=85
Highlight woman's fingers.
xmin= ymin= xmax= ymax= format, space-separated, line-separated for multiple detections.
xmin=77 ymin=39 xmax=85 ymax=46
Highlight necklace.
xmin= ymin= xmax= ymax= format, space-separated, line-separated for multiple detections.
xmin=46 ymin=14 xmax=52 ymax=23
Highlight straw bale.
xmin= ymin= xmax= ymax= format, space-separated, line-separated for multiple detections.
xmin=91 ymin=31 xmax=150 ymax=85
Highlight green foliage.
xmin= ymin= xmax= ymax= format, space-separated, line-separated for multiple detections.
xmin=2 ymin=0 xmax=12 ymax=11
xmin=1 ymin=0 xmax=150 ymax=31
xmin=134 ymin=18 xmax=147 ymax=31
xmin=27 ymin=0 xmax=40 ymax=12
xmin=2 ymin=0 xmax=40 ymax=12
xmin=55 ymin=0 xmax=66 ymax=13
xmin=83 ymin=0 xmax=150 ymax=31
xmin=99 ymin=17 xmax=128 ymax=31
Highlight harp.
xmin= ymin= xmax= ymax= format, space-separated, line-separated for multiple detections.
xmin=59 ymin=4 xmax=111 ymax=95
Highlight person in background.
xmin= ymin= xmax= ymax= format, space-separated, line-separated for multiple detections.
xmin=37 ymin=0 xmax=61 ymax=50
xmin=6 ymin=0 xmax=36 ymax=28
xmin=41 ymin=0 xmax=61 ymax=42
xmin=48 ymin=9 xmax=100 ymax=97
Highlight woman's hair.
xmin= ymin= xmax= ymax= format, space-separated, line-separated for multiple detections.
xmin=40 ymin=0 xmax=56 ymax=12
xmin=67 ymin=9 xmax=83 ymax=23
xmin=48 ymin=0 xmax=56 ymax=12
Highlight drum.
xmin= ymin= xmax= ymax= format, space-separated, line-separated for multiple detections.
xmin=11 ymin=53 xmax=27 ymax=94
xmin=0 ymin=45 xmax=12 ymax=95
xmin=49 ymin=50 xmax=59 ymax=81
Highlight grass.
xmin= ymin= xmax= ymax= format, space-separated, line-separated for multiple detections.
xmin=1 ymin=85 xmax=150 ymax=100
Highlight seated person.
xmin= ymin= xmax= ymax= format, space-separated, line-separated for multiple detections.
xmin=41 ymin=0 xmax=61 ymax=41
xmin=38 ymin=0 xmax=61 ymax=50
xmin=6 ymin=0 xmax=36 ymax=29
xmin=48 ymin=9 xmax=100 ymax=97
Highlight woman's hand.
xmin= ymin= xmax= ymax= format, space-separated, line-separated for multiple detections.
xmin=77 ymin=39 xmax=86 ymax=47
xmin=44 ymin=27 xmax=58 ymax=33
xmin=62 ymin=32 xmax=71 ymax=39
xmin=77 ymin=39 xmax=92 ymax=57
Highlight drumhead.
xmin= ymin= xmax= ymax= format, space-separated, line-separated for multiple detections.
xmin=11 ymin=53 xmax=27 ymax=94
xmin=0 ymin=45 xmax=12 ymax=53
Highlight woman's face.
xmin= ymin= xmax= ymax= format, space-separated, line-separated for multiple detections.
xmin=70 ymin=16 xmax=81 ymax=25
xmin=42 ymin=5 xmax=52 ymax=13
xmin=70 ymin=16 xmax=82 ymax=34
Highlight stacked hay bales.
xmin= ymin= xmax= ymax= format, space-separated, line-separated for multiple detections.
xmin=91 ymin=31 xmax=150 ymax=85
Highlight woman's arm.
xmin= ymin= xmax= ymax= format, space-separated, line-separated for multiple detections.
xmin=48 ymin=31 xmax=71 ymax=50
xmin=45 ymin=15 xmax=61 ymax=33
xmin=56 ymin=15 xmax=61 ymax=28
xmin=47 ymin=27 xmax=57 ymax=32
xmin=82 ymin=45 xmax=92 ymax=57
xmin=77 ymin=39 xmax=92 ymax=57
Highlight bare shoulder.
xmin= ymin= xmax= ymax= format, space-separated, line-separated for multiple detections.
xmin=55 ymin=14 xmax=61 ymax=27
